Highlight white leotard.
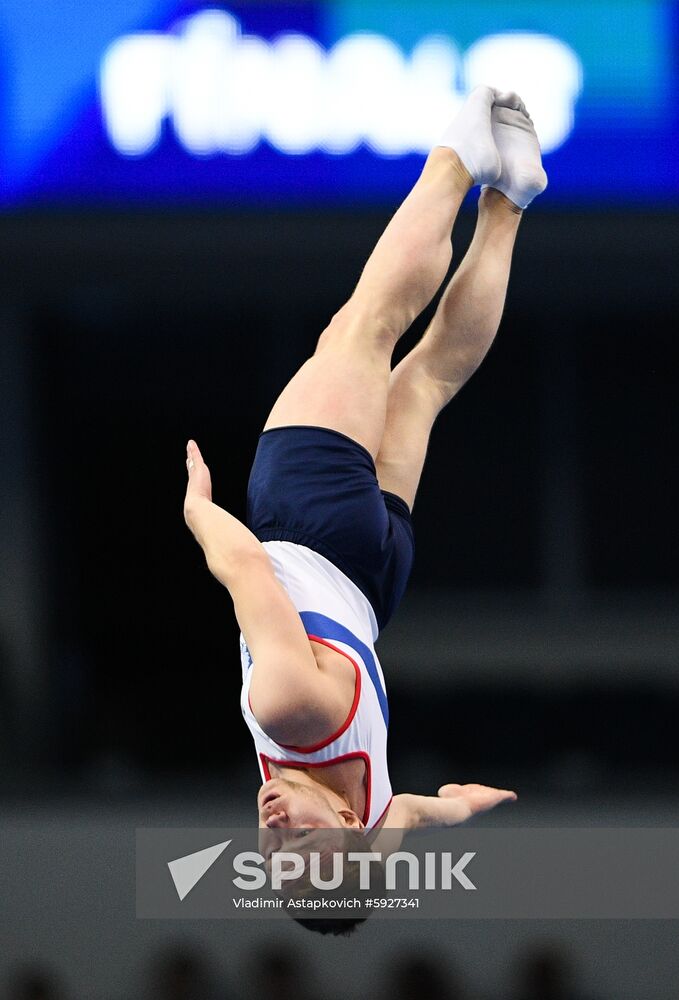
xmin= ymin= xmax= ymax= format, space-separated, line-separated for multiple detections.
xmin=240 ymin=541 xmax=392 ymax=829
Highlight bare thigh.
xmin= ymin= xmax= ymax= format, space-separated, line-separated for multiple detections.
xmin=263 ymin=305 xmax=396 ymax=459
xmin=375 ymin=346 xmax=448 ymax=509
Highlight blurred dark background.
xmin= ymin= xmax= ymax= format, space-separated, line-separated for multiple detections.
xmin=1 ymin=206 xmax=678 ymax=1000
xmin=1 ymin=207 xmax=677 ymax=791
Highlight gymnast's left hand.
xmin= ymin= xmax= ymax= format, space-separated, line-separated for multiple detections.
xmin=384 ymin=783 xmax=518 ymax=835
xmin=435 ymin=783 xmax=518 ymax=825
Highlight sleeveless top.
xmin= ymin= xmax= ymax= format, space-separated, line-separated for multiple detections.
xmin=240 ymin=540 xmax=392 ymax=829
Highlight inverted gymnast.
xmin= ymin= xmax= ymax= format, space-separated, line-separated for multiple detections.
xmin=184 ymin=86 xmax=547 ymax=869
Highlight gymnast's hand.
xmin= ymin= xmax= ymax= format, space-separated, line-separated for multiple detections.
xmin=184 ymin=440 xmax=268 ymax=579
xmin=433 ymin=783 xmax=517 ymax=825
xmin=184 ymin=439 xmax=217 ymax=549
xmin=184 ymin=439 xmax=212 ymax=508
xmin=384 ymin=783 xmax=517 ymax=832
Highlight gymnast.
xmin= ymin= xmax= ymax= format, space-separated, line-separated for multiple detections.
xmin=184 ymin=86 xmax=547 ymax=895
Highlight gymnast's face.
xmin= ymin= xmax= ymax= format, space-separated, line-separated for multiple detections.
xmin=257 ymin=777 xmax=359 ymax=831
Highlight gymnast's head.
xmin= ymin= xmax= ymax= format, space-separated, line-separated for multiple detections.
xmin=258 ymin=823 xmax=384 ymax=937
xmin=258 ymin=775 xmax=364 ymax=831
xmin=258 ymin=777 xmax=385 ymax=935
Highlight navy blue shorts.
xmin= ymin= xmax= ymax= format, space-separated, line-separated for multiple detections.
xmin=246 ymin=425 xmax=414 ymax=631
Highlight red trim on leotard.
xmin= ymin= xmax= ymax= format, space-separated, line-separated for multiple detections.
xmin=260 ymin=750 xmax=373 ymax=827
xmin=370 ymin=794 xmax=393 ymax=831
xmin=248 ymin=635 xmax=361 ymax=754
xmin=278 ymin=635 xmax=361 ymax=752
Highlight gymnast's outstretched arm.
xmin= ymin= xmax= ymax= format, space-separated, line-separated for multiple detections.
xmin=183 ymin=440 xmax=350 ymax=743
xmin=369 ymin=783 xmax=517 ymax=853
xmin=387 ymin=783 xmax=517 ymax=830
xmin=183 ymin=439 xmax=265 ymax=578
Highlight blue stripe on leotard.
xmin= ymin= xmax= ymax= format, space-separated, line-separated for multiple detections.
xmin=300 ymin=611 xmax=389 ymax=728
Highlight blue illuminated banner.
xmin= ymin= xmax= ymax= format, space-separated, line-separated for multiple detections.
xmin=0 ymin=2 xmax=677 ymax=208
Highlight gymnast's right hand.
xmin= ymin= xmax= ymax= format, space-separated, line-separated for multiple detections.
xmin=184 ymin=439 xmax=216 ymax=551
xmin=185 ymin=439 xmax=212 ymax=503
xmin=183 ymin=439 xmax=265 ymax=581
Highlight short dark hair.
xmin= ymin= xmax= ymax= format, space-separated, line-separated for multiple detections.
xmin=294 ymin=916 xmax=365 ymax=936
xmin=281 ymin=829 xmax=386 ymax=936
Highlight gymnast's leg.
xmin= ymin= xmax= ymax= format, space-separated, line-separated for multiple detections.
xmin=375 ymin=116 xmax=545 ymax=509
xmin=263 ymin=87 xmax=503 ymax=458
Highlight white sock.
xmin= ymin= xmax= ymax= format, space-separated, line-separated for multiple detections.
xmin=437 ymin=85 xmax=501 ymax=186
xmin=485 ymin=92 xmax=548 ymax=209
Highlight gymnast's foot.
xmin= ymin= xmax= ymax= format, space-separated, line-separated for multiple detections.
xmin=486 ymin=91 xmax=548 ymax=210
xmin=437 ymin=85 xmax=502 ymax=187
